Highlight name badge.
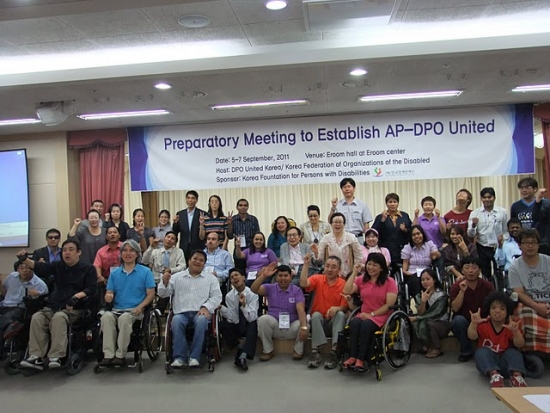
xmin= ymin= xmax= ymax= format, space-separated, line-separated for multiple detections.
xmin=205 ymin=266 xmax=215 ymax=274
xmin=109 ymin=266 xmax=118 ymax=276
xmin=279 ymin=312 xmax=290 ymax=329
xmin=239 ymin=235 xmax=246 ymax=248
xmin=416 ymin=268 xmax=426 ymax=278
xmin=293 ymin=265 xmax=300 ymax=275
xmin=247 ymin=271 xmax=258 ymax=281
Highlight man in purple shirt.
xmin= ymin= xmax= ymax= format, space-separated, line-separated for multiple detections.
xmin=251 ymin=264 xmax=308 ymax=361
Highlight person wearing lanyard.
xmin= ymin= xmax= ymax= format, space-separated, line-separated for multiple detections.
xmin=251 ymin=263 xmax=308 ymax=362
xmin=300 ymin=205 xmax=332 ymax=246
xmin=328 ymin=178 xmax=373 ymax=244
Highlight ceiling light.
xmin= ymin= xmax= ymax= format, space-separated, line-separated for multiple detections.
xmin=350 ymin=68 xmax=367 ymax=76
xmin=154 ymin=83 xmax=172 ymax=90
xmin=265 ymin=0 xmax=287 ymax=11
xmin=77 ymin=109 xmax=170 ymax=120
xmin=0 ymin=118 xmax=42 ymax=126
xmin=359 ymin=90 xmax=463 ymax=102
xmin=177 ymin=15 xmax=211 ymax=29
xmin=511 ymin=84 xmax=550 ymax=92
xmin=211 ymin=99 xmax=309 ymax=111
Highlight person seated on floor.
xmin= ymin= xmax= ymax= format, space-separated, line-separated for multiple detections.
xmin=449 ymin=257 xmax=494 ymax=363
xmin=280 ymin=227 xmax=319 ymax=282
xmin=251 ymin=263 xmax=308 ymax=362
xmin=467 ymin=292 xmax=527 ymax=388
xmin=342 ymin=253 xmax=398 ymax=372
xmin=142 ymin=231 xmax=186 ymax=284
xmin=158 ymin=250 xmax=222 ymax=368
xmin=300 ymin=254 xmax=348 ymax=369
xmin=508 ymin=228 xmax=550 ymax=356
xmin=32 ymin=228 xmax=62 ymax=264
xmin=495 ymin=218 xmax=522 ymax=271
xmin=203 ymin=231 xmax=233 ymax=285
xmin=98 ymin=240 xmax=156 ymax=367
xmin=409 ymin=268 xmax=449 ymax=359
xmin=219 ymin=268 xmax=259 ymax=371
xmin=0 ymin=261 xmax=48 ymax=356
xmin=360 ymin=228 xmax=391 ymax=267
xmin=17 ymin=240 xmax=97 ymax=370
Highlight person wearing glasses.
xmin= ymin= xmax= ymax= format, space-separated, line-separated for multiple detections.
xmin=299 ymin=205 xmax=332 ymax=246
xmin=32 ymin=228 xmax=62 ymax=264
xmin=511 ymin=178 xmax=538 ymax=229
xmin=280 ymin=227 xmax=320 ymax=282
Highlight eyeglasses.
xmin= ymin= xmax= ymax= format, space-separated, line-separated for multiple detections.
xmin=308 ymin=215 xmax=319 ymax=218
xmin=47 ymin=235 xmax=60 ymax=240
xmin=521 ymin=241 xmax=539 ymax=246
xmin=287 ymin=233 xmax=299 ymax=237
xmin=519 ymin=185 xmax=533 ymax=190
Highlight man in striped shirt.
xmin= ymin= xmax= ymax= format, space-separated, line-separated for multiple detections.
xmin=227 ymin=199 xmax=261 ymax=271
xmin=158 ymin=250 xmax=222 ymax=368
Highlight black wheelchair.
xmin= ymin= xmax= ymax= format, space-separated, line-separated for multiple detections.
xmin=93 ymin=305 xmax=162 ymax=374
xmin=164 ymin=309 xmax=222 ymax=374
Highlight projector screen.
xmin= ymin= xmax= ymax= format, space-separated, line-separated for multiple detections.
xmin=0 ymin=149 xmax=30 ymax=247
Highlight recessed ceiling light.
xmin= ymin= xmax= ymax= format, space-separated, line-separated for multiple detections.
xmin=155 ymin=82 xmax=172 ymax=90
xmin=359 ymin=90 xmax=463 ymax=102
xmin=350 ymin=68 xmax=367 ymax=76
xmin=0 ymin=118 xmax=41 ymax=126
xmin=265 ymin=0 xmax=287 ymax=11
xmin=177 ymin=15 xmax=211 ymax=29
xmin=511 ymin=84 xmax=550 ymax=92
xmin=77 ymin=109 xmax=170 ymax=120
xmin=211 ymin=99 xmax=309 ymax=111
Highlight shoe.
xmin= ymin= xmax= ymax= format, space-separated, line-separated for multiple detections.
xmin=354 ymin=359 xmax=366 ymax=373
xmin=48 ymin=358 xmax=61 ymax=369
xmin=292 ymin=351 xmax=304 ymax=360
xmin=260 ymin=351 xmax=275 ymax=362
xmin=509 ymin=375 xmax=528 ymax=387
xmin=98 ymin=358 xmax=112 ymax=367
xmin=189 ymin=358 xmax=200 ymax=368
xmin=324 ymin=352 xmax=338 ymax=370
xmin=111 ymin=357 xmax=125 ymax=367
xmin=342 ymin=357 xmax=356 ymax=369
xmin=20 ymin=355 xmax=44 ymax=371
xmin=170 ymin=358 xmax=186 ymax=368
xmin=425 ymin=349 xmax=443 ymax=359
xmin=490 ymin=373 xmax=505 ymax=388
xmin=458 ymin=353 xmax=473 ymax=362
xmin=307 ymin=352 xmax=323 ymax=368
xmin=3 ymin=321 xmax=24 ymax=340
xmin=234 ymin=357 xmax=248 ymax=371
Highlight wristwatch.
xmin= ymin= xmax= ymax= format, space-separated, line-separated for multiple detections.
xmin=300 ymin=326 xmax=308 ymax=330
xmin=370 ymin=312 xmax=375 ymax=317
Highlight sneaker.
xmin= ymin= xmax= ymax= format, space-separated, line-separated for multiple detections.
xmin=324 ymin=352 xmax=338 ymax=370
xmin=292 ymin=351 xmax=304 ymax=360
xmin=48 ymin=358 xmax=61 ymax=369
xmin=20 ymin=355 xmax=44 ymax=371
xmin=509 ymin=375 xmax=528 ymax=387
xmin=307 ymin=352 xmax=323 ymax=368
xmin=189 ymin=358 xmax=200 ymax=368
xmin=458 ymin=353 xmax=473 ymax=362
xmin=490 ymin=373 xmax=505 ymax=388
xmin=170 ymin=358 xmax=186 ymax=368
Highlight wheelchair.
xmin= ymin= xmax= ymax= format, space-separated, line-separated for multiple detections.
xmin=164 ymin=308 xmax=222 ymax=374
xmin=93 ymin=305 xmax=162 ymax=374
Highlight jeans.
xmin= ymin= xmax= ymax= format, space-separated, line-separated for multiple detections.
xmin=349 ymin=318 xmax=378 ymax=361
xmin=450 ymin=315 xmax=474 ymax=355
xmin=171 ymin=311 xmax=208 ymax=362
xmin=475 ymin=347 xmax=525 ymax=377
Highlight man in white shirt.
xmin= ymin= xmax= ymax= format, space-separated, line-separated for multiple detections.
xmin=219 ymin=268 xmax=258 ymax=371
xmin=328 ymin=178 xmax=372 ymax=244
xmin=204 ymin=232 xmax=233 ymax=285
xmin=158 ymin=250 xmax=222 ymax=368
xmin=467 ymin=187 xmax=508 ymax=279
xmin=142 ymin=231 xmax=186 ymax=283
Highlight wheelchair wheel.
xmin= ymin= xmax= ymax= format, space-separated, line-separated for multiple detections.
xmin=382 ymin=311 xmax=412 ymax=370
xmin=213 ymin=312 xmax=222 ymax=361
xmin=524 ymin=353 xmax=545 ymax=379
xmin=67 ymin=353 xmax=83 ymax=375
xmin=137 ymin=360 xmax=143 ymax=373
xmin=4 ymin=359 xmax=21 ymax=375
xmin=146 ymin=310 xmax=162 ymax=361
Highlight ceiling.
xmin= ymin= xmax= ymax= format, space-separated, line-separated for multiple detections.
xmin=0 ymin=0 xmax=550 ymax=135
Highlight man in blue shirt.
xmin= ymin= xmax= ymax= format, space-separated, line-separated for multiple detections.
xmin=0 ymin=262 xmax=48 ymax=354
xmin=495 ymin=218 xmax=522 ymax=271
xmin=99 ymin=239 xmax=156 ymax=367
xmin=204 ymin=231 xmax=233 ymax=284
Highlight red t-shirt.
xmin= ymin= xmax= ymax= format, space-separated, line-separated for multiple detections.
xmin=476 ymin=321 xmax=516 ymax=354
xmin=444 ymin=209 xmax=472 ymax=234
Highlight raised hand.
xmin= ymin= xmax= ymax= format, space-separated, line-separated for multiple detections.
xmin=303 ymin=253 xmax=312 ymax=266
xmin=421 ymin=287 xmax=433 ymax=303
xmin=151 ymin=238 xmax=160 ymax=248
xmin=503 ymin=318 xmax=520 ymax=333
xmin=381 ymin=210 xmax=388 ymax=222
xmin=459 ymin=280 xmax=468 ymax=293
xmin=104 ymin=213 xmax=110 ymax=222
xmin=353 ymin=263 xmax=363 ymax=274
xmin=136 ymin=222 xmax=144 ymax=235
xmin=199 ymin=212 xmax=205 ymax=226
xmin=310 ymin=243 xmax=319 ymax=256
xmin=331 ymin=197 xmax=338 ymax=209
xmin=472 ymin=217 xmax=479 ymax=226
xmin=399 ymin=223 xmax=407 ymax=232
xmin=434 ymin=209 xmax=440 ymax=217
xmin=173 ymin=215 xmax=179 ymax=224
xmin=226 ymin=211 xmax=233 ymax=223
xmin=74 ymin=218 xmax=82 ymax=226
xmin=414 ymin=208 xmax=419 ymax=218
xmin=469 ymin=308 xmax=488 ymax=325
xmin=537 ymin=188 xmax=547 ymax=202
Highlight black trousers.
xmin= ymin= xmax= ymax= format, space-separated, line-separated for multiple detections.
xmin=349 ymin=317 xmax=378 ymax=361
xmin=476 ymin=243 xmax=496 ymax=280
xmin=218 ymin=310 xmax=257 ymax=359
xmin=0 ymin=307 xmax=25 ymax=349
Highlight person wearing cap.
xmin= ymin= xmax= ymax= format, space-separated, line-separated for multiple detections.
xmin=328 ymin=178 xmax=373 ymax=244
xmin=361 ymin=228 xmax=391 ymax=267
xmin=98 ymin=239 xmax=156 ymax=367
xmin=0 ymin=261 xmax=48 ymax=356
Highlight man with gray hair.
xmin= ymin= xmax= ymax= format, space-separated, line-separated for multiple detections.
xmin=98 ymin=239 xmax=156 ymax=367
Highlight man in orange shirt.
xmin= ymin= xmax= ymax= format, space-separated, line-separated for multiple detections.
xmin=300 ymin=255 xmax=348 ymax=369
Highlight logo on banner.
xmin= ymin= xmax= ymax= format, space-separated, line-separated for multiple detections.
xmin=374 ymin=167 xmax=383 ymax=177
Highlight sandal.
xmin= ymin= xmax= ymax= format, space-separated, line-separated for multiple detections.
xmin=354 ymin=359 xmax=365 ymax=373
xmin=342 ymin=357 xmax=356 ymax=369
xmin=418 ymin=346 xmax=428 ymax=355
xmin=425 ymin=349 xmax=443 ymax=359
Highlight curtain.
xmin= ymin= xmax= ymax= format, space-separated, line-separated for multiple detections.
xmin=534 ymin=103 xmax=550 ymax=188
xmin=69 ymin=129 xmax=126 ymax=218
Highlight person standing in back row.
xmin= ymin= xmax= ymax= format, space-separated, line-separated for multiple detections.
xmin=227 ymin=199 xmax=261 ymax=272
xmin=173 ymin=190 xmax=206 ymax=262
xmin=328 ymin=178 xmax=373 ymax=244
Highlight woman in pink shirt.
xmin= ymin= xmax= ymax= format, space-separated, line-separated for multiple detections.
xmin=342 ymin=253 xmax=398 ymax=372
xmin=360 ymin=228 xmax=391 ymax=267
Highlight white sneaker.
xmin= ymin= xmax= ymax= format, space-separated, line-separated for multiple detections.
xmin=20 ymin=355 xmax=44 ymax=370
xmin=170 ymin=358 xmax=186 ymax=368
xmin=48 ymin=358 xmax=61 ymax=369
xmin=189 ymin=358 xmax=200 ymax=368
